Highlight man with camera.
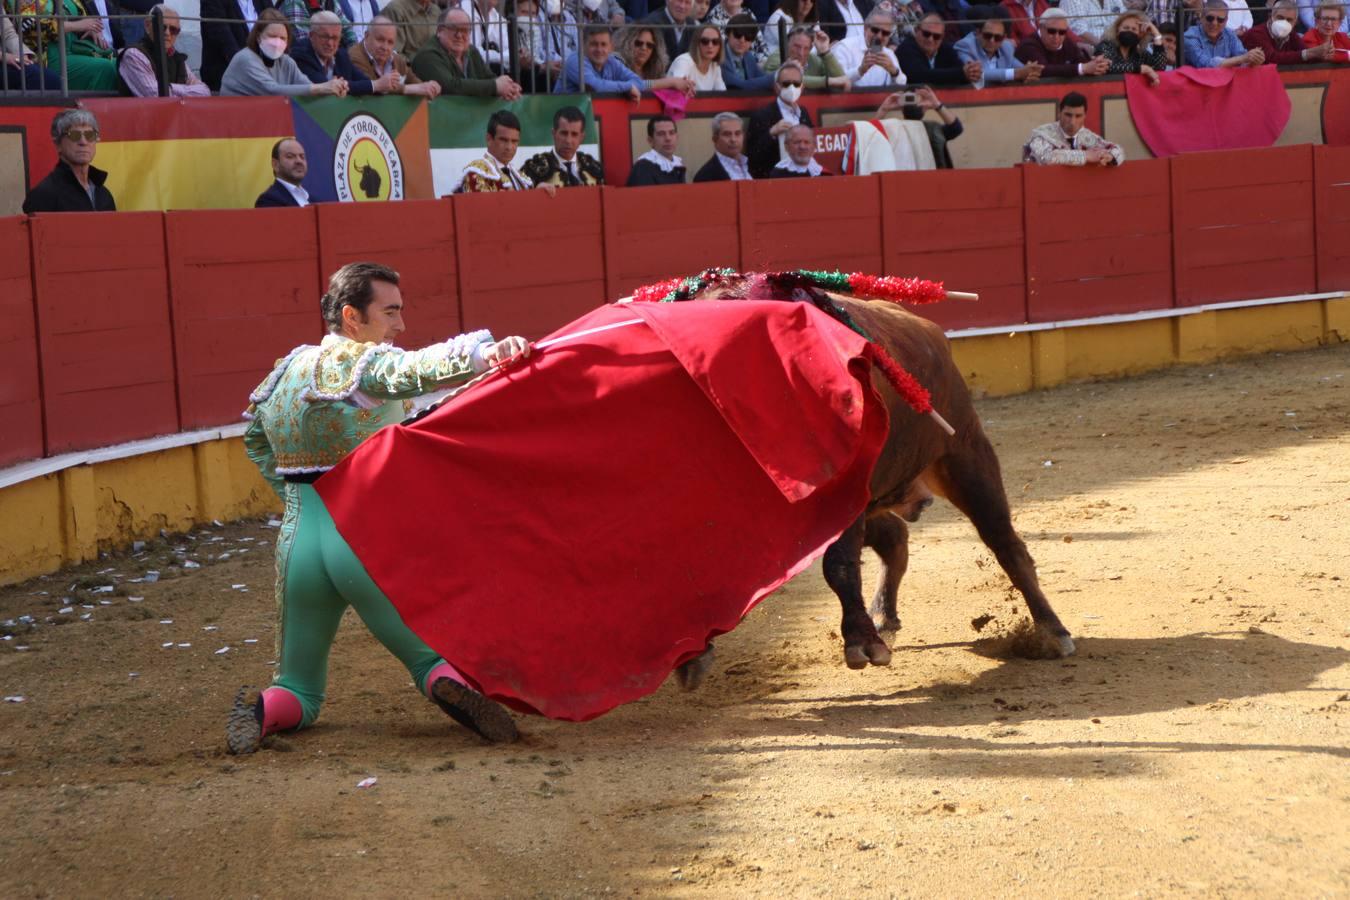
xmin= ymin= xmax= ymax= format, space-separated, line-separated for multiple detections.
xmin=875 ymin=85 xmax=964 ymax=169
xmin=828 ymin=8 xmax=903 ymax=88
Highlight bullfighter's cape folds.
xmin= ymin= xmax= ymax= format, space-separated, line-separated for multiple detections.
xmin=316 ymin=300 xmax=889 ymax=720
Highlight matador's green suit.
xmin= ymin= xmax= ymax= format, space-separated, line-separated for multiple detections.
xmin=235 ymin=327 xmax=498 ymax=743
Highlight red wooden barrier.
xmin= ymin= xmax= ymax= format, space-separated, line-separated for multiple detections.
xmin=738 ymin=175 xmax=883 ymax=275
xmin=453 ymin=188 xmax=606 ymax=339
xmin=881 ymin=168 xmax=1027 ymax=329
xmin=29 ymin=211 xmax=178 ymax=453
xmin=600 ymin=182 xmax=740 ymax=300
xmin=0 ymin=217 xmax=43 ymax=466
xmin=166 ymin=207 xmax=322 ymax=430
xmin=1024 ymin=158 xmax=1173 ymax=322
xmin=316 ymin=199 xmax=462 ymax=350
xmin=1172 ymin=145 xmax=1316 ymax=307
xmin=1313 ymin=144 xmax=1350 ymax=292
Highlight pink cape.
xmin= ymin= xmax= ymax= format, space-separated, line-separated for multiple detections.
xmin=316 ymin=301 xmax=890 ymax=721
xmin=1123 ymin=66 xmax=1291 ymax=157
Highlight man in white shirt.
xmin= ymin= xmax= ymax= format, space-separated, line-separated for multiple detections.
xmin=829 ymin=9 xmax=905 ymax=88
xmin=822 ymin=0 xmax=868 ymax=56
xmin=693 ymin=112 xmax=753 ymax=181
xmin=460 ymin=0 xmax=512 ymax=72
xmin=255 ymin=138 xmax=312 ymax=208
xmin=769 ymin=124 xmax=828 ymax=178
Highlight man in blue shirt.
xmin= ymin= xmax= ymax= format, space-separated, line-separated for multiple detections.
xmin=554 ymin=23 xmax=694 ymax=98
xmin=1183 ymin=0 xmax=1264 ymax=67
xmin=953 ymin=13 xmax=1043 ymax=84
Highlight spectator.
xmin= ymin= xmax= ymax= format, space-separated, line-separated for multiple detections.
xmin=343 ymin=0 xmax=384 ymax=43
xmin=383 ymin=0 xmax=442 ymax=57
xmin=23 ymin=109 xmax=115 ymax=213
xmin=460 ymin=0 xmax=512 ymax=74
xmin=875 ymin=85 xmax=963 ymax=168
xmin=818 ymin=0 xmax=869 ymax=54
xmin=1242 ymin=0 xmax=1330 ymax=63
xmin=641 ymin=0 xmax=695 ymax=62
xmin=1096 ymin=11 xmax=1169 ymax=81
xmin=1302 ymin=0 xmax=1350 ymax=61
xmin=1058 ymin=0 xmax=1125 ymax=46
xmin=769 ymin=123 xmax=826 ymax=177
xmin=292 ymin=10 xmax=394 ymax=94
xmin=1221 ymin=0 xmax=1253 ymax=34
xmin=617 ymin=24 xmax=669 ymax=80
xmin=763 ymin=0 xmax=818 ymax=62
xmin=920 ymin=0 xmax=973 ymax=44
xmin=521 ymin=105 xmax=605 ymax=186
xmin=954 ymin=12 xmax=1042 ymax=84
xmin=693 ymin=111 xmax=752 ymax=180
xmin=513 ymin=0 xmax=571 ymax=90
xmin=693 ymin=0 xmax=712 ymax=20
xmin=747 ymin=60 xmax=814 ymax=177
xmin=723 ymin=13 xmax=774 ymax=89
xmin=200 ymin=0 xmax=270 ymax=89
xmin=669 ymin=22 xmax=728 ymax=89
xmin=1158 ymin=21 xmax=1178 ymax=64
xmin=255 ymin=138 xmax=311 ymax=208
xmin=116 ymin=5 xmax=209 ymax=97
xmin=349 ymin=15 xmax=443 ymax=96
xmin=276 ymin=0 xmax=356 ymax=46
xmin=765 ymin=25 xmax=849 ymax=90
xmin=555 ymin=23 xmax=694 ymax=96
xmin=1023 ymin=91 xmax=1124 ymax=166
xmin=456 ymin=109 xmax=559 ymax=193
xmin=1299 ymin=0 xmax=1348 ymax=36
xmin=1016 ymin=9 xmax=1111 ymax=78
xmin=412 ymin=7 xmax=523 ymax=96
xmin=831 ymin=7 xmax=903 ymax=87
xmin=626 ymin=115 xmax=687 ymax=185
xmin=1183 ymin=0 xmax=1262 ymax=66
xmin=222 ymin=9 xmax=351 ymax=95
xmin=39 ymin=0 xmax=119 ymax=91
xmin=570 ymin=0 xmax=627 ymax=29
xmin=2 ymin=8 xmax=61 ymax=90
xmin=709 ymin=0 xmax=768 ymax=58
xmin=998 ymin=0 xmax=1049 ymax=43
xmin=898 ymin=12 xmax=981 ymax=84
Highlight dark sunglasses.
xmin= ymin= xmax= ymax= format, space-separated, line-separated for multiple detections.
xmin=980 ymin=30 xmax=1005 ymax=40
xmin=1043 ymin=25 xmax=1068 ymax=35
xmin=867 ymin=25 xmax=893 ymax=37
xmin=700 ymin=36 xmax=722 ymax=45
xmin=918 ymin=28 xmax=944 ymax=39
xmin=161 ymin=24 xmax=181 ymax=35
xmin=778 ymin=78 xmax=802 ymax=86
xmin=1204 ymin=14 xmax=1227 ymax=22
xmin=632 ymin=38 xmax=655 ymax=48
xmin=63 ymin=128 xmax=99 ymax=142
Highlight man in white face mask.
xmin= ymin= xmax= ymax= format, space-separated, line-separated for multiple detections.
xmin=746 ymin=60 xmax=815 ymax=179
xmin=1241 ymin=0 xmax=1333 ymax=63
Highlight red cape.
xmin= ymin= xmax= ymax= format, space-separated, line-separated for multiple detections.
xmin=1124 ymin=66 xmax=1290 ymax=157
xmin=316 ymin=301 xmax=889 ymax=720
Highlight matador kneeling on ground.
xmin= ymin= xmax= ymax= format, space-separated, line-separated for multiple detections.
xmin=229 ymin=261 xmax=528 ymax=753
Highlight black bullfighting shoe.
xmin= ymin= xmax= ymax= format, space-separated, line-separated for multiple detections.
xmin=225 ymin=687 xmax=263 ymax=755
xmin=430 ymin=678 xmax=519 ymax=744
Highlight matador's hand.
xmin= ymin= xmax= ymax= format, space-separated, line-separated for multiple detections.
xmin=482 ymin=336 xmax=532 ymax=368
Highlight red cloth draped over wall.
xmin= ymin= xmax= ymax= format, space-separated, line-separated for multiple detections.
xmin=1124 ymin=66 xmax=1291 ymax=157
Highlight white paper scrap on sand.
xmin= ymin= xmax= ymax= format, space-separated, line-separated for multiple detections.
xmin=357 ymin=777 xmax=378 ymax=789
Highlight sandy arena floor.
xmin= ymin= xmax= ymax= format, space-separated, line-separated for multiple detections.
xmin=1 ymin=344 xmax=1347 ymax=899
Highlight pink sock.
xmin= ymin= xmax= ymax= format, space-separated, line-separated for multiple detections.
xmin=424 ymin=661 xmax=467 ymax=697
xmin=259 ymin=686 xmax=303 ymax=736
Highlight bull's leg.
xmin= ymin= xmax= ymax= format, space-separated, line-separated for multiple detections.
xmin=674 ymin=643 xmax=716 ymax=691
xmin=824 ymin=516 xmax=892 ymax=669
xmin=934 ymin=438 xmax=1076 ymax=658
xmin=864 ymin=514 xmax=909 ymax=635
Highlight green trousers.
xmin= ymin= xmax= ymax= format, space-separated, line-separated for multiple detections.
xmin=272 ymin=483 xmax=445 ymax=727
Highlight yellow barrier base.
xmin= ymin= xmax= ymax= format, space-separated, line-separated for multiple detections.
xmin=1 ymin=295 xmax=1346 ymax=586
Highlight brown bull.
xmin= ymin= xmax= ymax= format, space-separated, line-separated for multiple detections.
xmin=660 ymin=273 xmax=1074 ymax=686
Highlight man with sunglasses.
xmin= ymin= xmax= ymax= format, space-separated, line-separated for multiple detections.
xmin=116 ymin=5 xmax=210 ymax=97
xmin=23 ymin=110 xmax=116 ymax=214
xmin=1183 ymin=0 xmax=1263 ymax=66
xmin=828 ymin=9 xmax=904 ymax=87
xmin=1015 ymin=8 xmax=1111 ymax=77
xmin=747 ymin=60 xmax=816 ymax=178
xmin=897 ymin=11 xmax=982 ymax=84
xmin=954 ymin=13 xmax=1043 ymax=83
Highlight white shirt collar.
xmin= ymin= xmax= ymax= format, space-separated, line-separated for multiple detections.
xmin=278 ymin=179 xmax=310 ymax=206
xmin=774 ymin=156 xmax=823 ymax=176
xmin=638 ymin=149 xmax=683 ymax=172
xmin=776 ymin=97 xmax=801 ymax=124
xmin=716 ymin=151 xmax=751 ymax=179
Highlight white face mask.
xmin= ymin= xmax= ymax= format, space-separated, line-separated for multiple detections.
xmin=582 ymin=0 xmax=602 ymax=11
xmin=544 ymin=0 xmax=561 ymax=14
xmin=1268 ymin=18 xmax=1293 ymax=39
xmin=778 ymin=83 xmax=802 ymax=104
xmin=260 ymin=36 xmax=288 ymax=60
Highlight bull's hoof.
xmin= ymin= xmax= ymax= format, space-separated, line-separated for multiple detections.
xmin=1053 ymin=633 xmax=1077 ymax=658
xmin=874 ymin=615 xmax=902 ymax=636
xmin=675 ymin=645 xmax=716 ymax=691
xmin=844 ymin=640 xmax=892 ymax=669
